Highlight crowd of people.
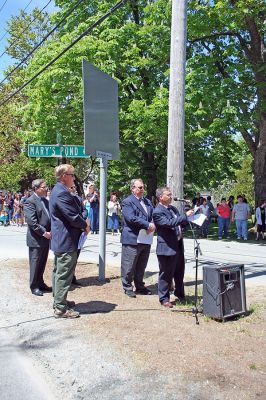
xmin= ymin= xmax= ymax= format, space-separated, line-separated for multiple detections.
xmin=1 ymin=188 xmax=265 ymax=242
xmin=1 ymin=167 xmax=266 ymax=319
xmin=190 ymin=192 xmax=265 ymax=241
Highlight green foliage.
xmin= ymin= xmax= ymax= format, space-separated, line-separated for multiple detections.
xmin=0 ymin=0 xmax=264 ymax=199
xmin=232 ymin=155 xmax=254 ymax=205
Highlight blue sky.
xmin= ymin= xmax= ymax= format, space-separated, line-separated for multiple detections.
xmin=0 ymin=0 xmax=57 ymax=80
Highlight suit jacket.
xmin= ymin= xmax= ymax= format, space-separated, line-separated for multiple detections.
xmin=121 ymin=194 xmax=153 ymax=245
xmin=24 ymin=194 xmax=51 ymax=248
xmin=49 ymin=182 xmax=87 ymax=253
xmin=72 ymin=194 xmax=88 ymax=220
xmin=153 ymin=204 xmax=187 ymax=256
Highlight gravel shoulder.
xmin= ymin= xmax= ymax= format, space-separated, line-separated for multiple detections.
xmin=1 ymin=258 xmax=266 ymax=400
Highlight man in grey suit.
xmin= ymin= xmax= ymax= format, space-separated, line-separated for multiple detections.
xmin=49 ymin=164 xmax=90 ymax=319
xmin=24 ymin=179 xmax=51 ymax=296
xmin=120 ymin=178 xmax=155 ymax=297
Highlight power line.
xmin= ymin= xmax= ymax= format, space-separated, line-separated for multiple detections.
xmin=0 ymin=0 xmax=8 ymax=14
xmin=0 ymin=0 xmax=33 ymax=44
xmin=0 ymin=0 xmax=86 ymax=86
xmin=0 ymin=0 xmax=127 ymax=107
xmin=0 ymin=0 xmax=53 ymax=59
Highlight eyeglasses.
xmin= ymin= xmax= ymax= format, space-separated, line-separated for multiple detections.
xmin=135 ymin=186 xmax=144 ymax=189
xmin=70 ymin=186 xmax=76 ymax=189
xmin=64 ymin=173 xmax=75 ymax=177
xmin=40 ymin=186 xmax=48 ymax=189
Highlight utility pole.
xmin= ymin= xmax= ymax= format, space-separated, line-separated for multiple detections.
xmin=167 ymin=0 xmax=188 ymax=204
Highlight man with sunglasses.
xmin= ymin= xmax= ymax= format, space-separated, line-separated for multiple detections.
xmin=121 ymin=178 xmax=155 ymax=297
xmin=49 ymin=164 xmax=90 ymax=318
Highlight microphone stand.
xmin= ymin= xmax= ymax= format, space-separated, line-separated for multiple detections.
xmin=171 ymin=210 xmax=202 ymax=325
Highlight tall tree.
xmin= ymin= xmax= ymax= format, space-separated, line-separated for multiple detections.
xmin=187 ymin=0 xmax=265 ymax=202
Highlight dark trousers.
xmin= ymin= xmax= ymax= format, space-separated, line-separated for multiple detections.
xmin=29 ymin=246 xmax=49 ymax=290
xmin=121 ymin=244 xmax=151 ymax=291
xmin=157 ymin=245 xmax=185 ymax=303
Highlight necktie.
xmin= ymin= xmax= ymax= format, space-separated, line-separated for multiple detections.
xmin=41 ymin=198 xmax=50 ymax=219
xmin=169 ymin=208 xmax=182 ymax=240
xmin=139 ymin=198 xmax=148 ymax=214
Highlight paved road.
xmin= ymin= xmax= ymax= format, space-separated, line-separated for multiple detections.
xmin=1 ymin=225 xmax=266 ymax=284
xmin=0 ymin=331 xmax=55 ymax=400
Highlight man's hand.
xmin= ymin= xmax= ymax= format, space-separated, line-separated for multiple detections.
xmin=146 ymin=222 xmax=155 ymax=234
xmin=186 ymin=209 xmax=194 ymax=217
xmin=43 ymin=231 xmax=51 ymax=240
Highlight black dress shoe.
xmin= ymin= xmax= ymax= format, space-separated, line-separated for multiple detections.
xmin=39 ymin=284 xmax=52 ymax=292
xmin=124 ymin=290 xmax=136 ymax=298
xmin=135 ymin=287 xmax=152 ymax=295
xmin=31 ymin=288 xmax=43 ymax=296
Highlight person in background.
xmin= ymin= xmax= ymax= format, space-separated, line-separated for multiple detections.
xmin=107 ymin=192 xmax=121 ymax=235
xmin=5 ymin=192 xmax=14 ymax=225
xmin=13 ymin=193 xmax=23 ymax=226
xmin=85 ymin=183 xmax=99 ymax=234
xmin=199 ymin=198 xmax=210 ymax=238
xmin=232 ymin=195 xmax=250 ymax=240
xmin=217 ymin=198 xmax=231 ymax=239
xmin=227 ymin=195 xmax=235 ymax=211
xmin=21 ymin=190 xmax=31 ymax=205
xmin=207 ymin=195 xmax=215 ymax=222
xmin=255 ymin=199 xmax=266 ymax=241
xmin=0 ymin=191 xmax=5 ymax=213
xmin=192 ymin=192 xmax=201 ymax=206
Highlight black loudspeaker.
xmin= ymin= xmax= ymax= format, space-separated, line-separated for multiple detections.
xmin=203 ymin=264 xmax=247 ymax=320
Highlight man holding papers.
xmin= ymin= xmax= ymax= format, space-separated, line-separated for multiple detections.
xmin=120 ymin=178 xmax=155 ymax=298
xmin=153 ymin=187 xmax=194 ymax=308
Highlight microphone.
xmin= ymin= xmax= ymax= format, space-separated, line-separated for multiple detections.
xmin=173 ymin=197 xmax=189 ymax=202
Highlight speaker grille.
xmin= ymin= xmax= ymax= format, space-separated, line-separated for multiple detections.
xmin=203 ymin=264 xmax=246 ymax=320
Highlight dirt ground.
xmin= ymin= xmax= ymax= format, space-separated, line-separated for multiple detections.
xmin=2 ymin=259 xmax=266 ymax=400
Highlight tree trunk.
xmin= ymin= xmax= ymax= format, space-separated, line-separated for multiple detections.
xmin=253 ymin=116 xmax=266 ymax=205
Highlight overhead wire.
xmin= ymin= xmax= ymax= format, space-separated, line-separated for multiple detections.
xmin=0 ymin=0 xmax=127 ymax=107
xmin=0 ymin=0 xmax=86 ymax=86
xmin=0 ymin=0 xmax=34 ymax=44
xmin=0 ymin=0 xmax=8 ymax=14
xmin=0 ymin=0 xmax=53 ymax=59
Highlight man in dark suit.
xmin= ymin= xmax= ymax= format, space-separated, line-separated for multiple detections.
xmin=153 ymin=187 xmax=194 ymax=308
xmin=121 ymin=178 xmax=155 ymax=297
xmin=49 ymin=164 xmax=90 ymax=319
xmin=24 ymin=179 xmax=51 ymax=296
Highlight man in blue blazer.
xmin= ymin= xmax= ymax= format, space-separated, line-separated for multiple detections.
xmin=24 ymin=179 xmax=51 ymax=297
xmin=121 ymin=178 xmax=155 ymax=297
xmin=49 ymin=164 xmax=90 ymax=318
xmin=153 ymin=187 xmax=194 ymax=308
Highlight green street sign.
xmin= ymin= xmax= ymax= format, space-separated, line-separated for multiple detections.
xmin=28 ymin=144 xmax=90 ymax=158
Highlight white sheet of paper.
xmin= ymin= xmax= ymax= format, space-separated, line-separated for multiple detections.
xmin=137 ymin=229 xmax=154 ymax=245
xmin=78 ymin=232 xmax=87 ymax=249
xmin=188 ymin=213 xmax=207 ymax=227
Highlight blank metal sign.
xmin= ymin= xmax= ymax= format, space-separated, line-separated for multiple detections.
xmin=82 ymin=60 xmax=119 ymax=160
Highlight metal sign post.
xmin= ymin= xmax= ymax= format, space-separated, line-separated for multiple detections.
xmin=83 ymin=60 xmax=119 ymax=281
xmin=97 ymin=151 xmax=112 ymax=280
